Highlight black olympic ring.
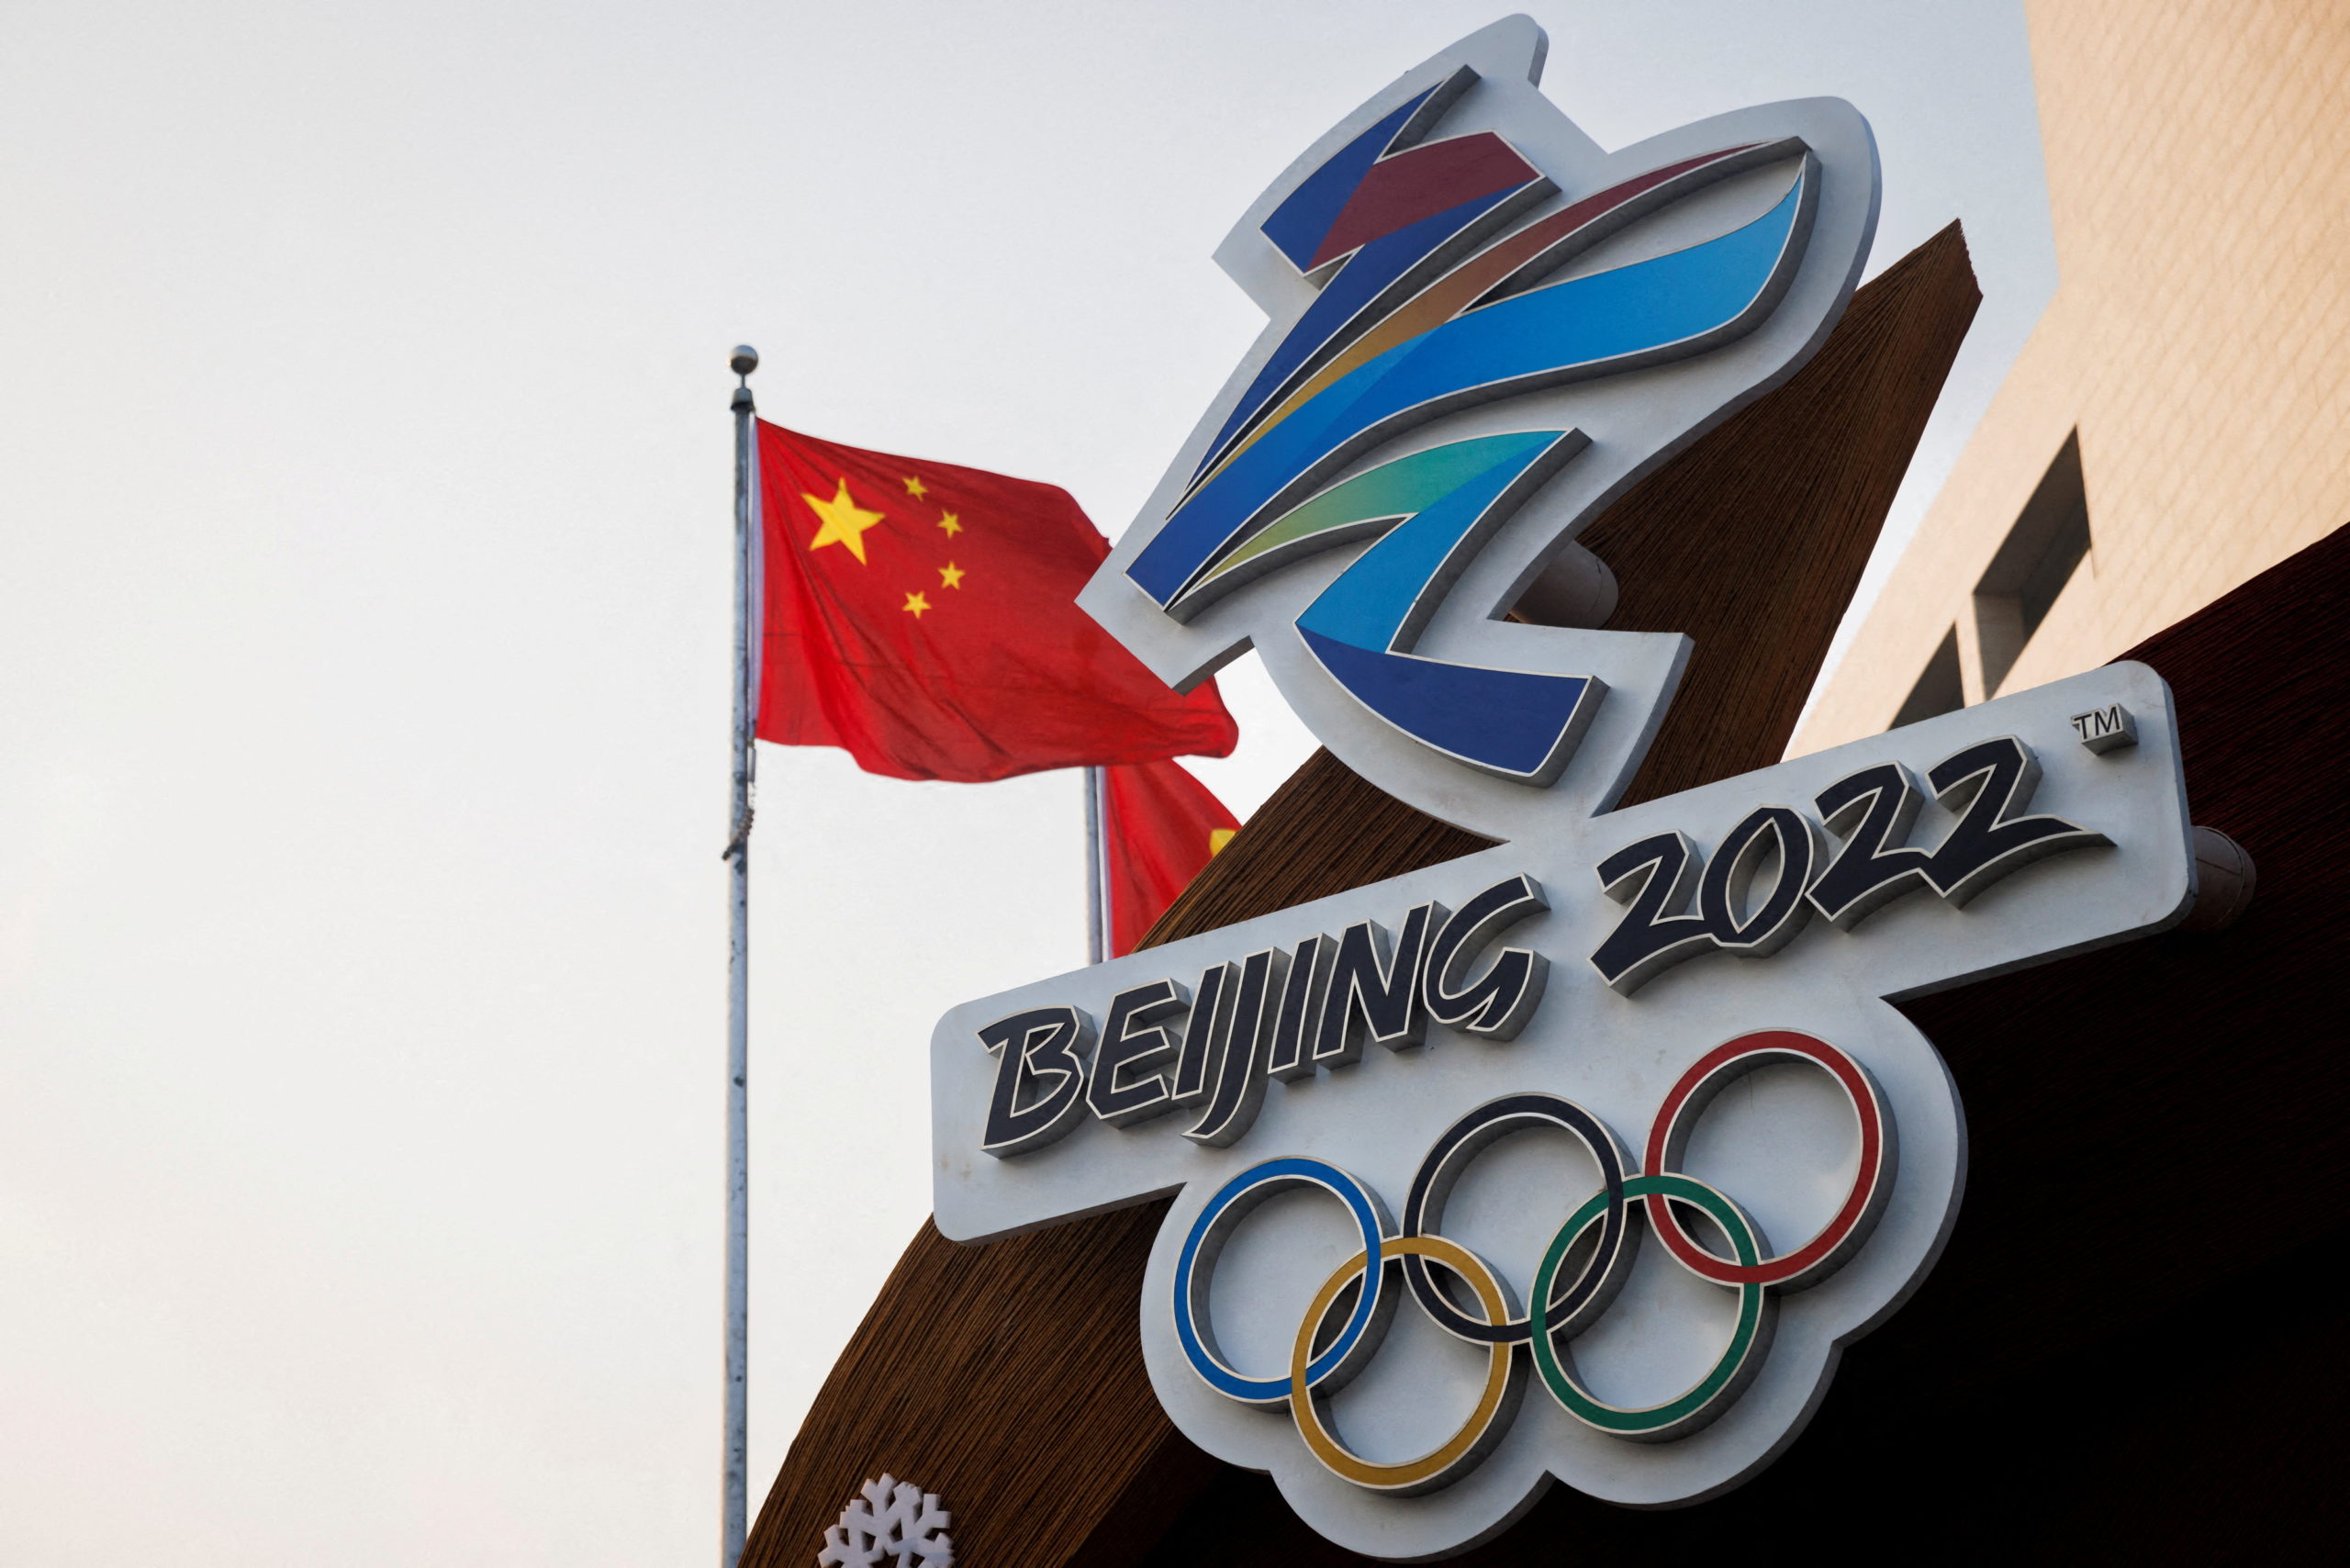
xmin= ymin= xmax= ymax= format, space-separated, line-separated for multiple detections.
xmin=1398 ymin=1093 xmax=1632 ymax=1345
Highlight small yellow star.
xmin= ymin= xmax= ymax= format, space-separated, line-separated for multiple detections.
xmin=902 ymin=476 xmax=928 ymax=498
xmin=938 ymin=562 xmax=966 ymax=589
xmin=902 ymin=589 xmax=932 ymax=618
xmin=1210 ymin=828 xmax=1237 ymax=856
xmin=936 ymin=509 xmax=963 ymax=537
xmin=803 ymin=478 xmax=886 ymax=564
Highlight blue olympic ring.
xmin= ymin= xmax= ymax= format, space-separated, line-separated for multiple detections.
xmin=1170 ymin=1156 xmax=1390 ymax=1407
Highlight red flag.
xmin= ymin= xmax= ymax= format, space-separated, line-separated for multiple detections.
xmin=1104 ymin=759 xmax=1241 ymax=956
xmin=755 ymin=422 xmax=1237 ymax=782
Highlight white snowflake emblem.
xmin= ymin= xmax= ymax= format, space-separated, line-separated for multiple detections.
xmin=817 ymin=1473 xmax=954 ymax=1567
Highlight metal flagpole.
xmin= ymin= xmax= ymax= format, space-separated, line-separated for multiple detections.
xmin=1084 ymin=765 xmax=1107 ymax=963
xmin=722 ymin=343 xmax=759 ymax=1568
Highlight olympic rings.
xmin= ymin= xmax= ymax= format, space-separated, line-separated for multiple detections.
xmin=1169 ymin=1030 xmax=1892 ymax=1490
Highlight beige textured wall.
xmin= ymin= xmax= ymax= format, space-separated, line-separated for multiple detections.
xmin=1796 ymin=0 xmax=2350 ymax=752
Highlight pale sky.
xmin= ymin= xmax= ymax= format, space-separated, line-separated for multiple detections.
xmin=0 ymin=4 xmax=2050 ymax=1562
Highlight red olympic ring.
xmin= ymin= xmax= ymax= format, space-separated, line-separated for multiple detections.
xmin=1639 ymin=1030 xmax=1892 ymax=1291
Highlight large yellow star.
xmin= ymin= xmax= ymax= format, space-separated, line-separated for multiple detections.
xmin=938 ymin=562 xmax=966 ymax=589
xmin=902 ymin=589 xmax=932 ymax=618
xmin=902 ymin=476 xmax=928 ymax=498
xmin=936 ymin=509 xmax=963 ymax=537
xmin=804 ymin=478 xmax=885 ymax=564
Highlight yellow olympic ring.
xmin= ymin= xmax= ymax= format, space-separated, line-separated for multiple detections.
xmin=1287 ymin=1235 xmax=1521 ymax=1495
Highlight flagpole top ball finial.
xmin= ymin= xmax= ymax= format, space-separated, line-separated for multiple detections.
xmin=730 ymin=344 xmax=759 ymax=378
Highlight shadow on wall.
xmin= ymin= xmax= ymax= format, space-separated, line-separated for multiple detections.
xmin=1895 ymin=430 xmax=2094 ymax=724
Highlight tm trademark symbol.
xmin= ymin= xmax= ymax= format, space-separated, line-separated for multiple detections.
xmin=2070 ymin=703 xmax=2138 ymax=754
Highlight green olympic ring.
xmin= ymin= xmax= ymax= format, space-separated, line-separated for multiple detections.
xmin=1528 ymin=1172 xmax=1768 ymax=1442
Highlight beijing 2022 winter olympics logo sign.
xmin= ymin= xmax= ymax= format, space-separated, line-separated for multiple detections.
xmin=931 ymin=17 xmax=2196 ymax=1560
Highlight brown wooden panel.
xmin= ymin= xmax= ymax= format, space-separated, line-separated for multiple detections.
xmin=744 ymin=224 xmax=1981 ymax=1568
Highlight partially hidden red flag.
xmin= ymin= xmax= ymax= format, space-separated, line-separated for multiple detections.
xmin=1105 ymin=759 xmax=1241 ymax=957
xmin=755 ymin=422 xmax=1237 ymax=782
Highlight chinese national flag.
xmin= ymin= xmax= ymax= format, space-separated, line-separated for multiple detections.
xmin=1104 ymin=759 xmax=1241 ymax=957
xmin=755 ymin=422 xmax=1237 ymax=782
